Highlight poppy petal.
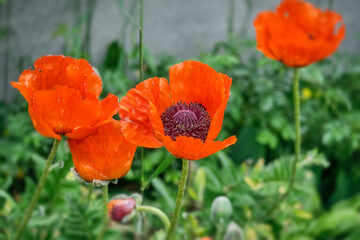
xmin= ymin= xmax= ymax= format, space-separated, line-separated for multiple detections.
xmin=118 ymin=77 xmax=171 ymax=148
xmin=67 ymin=120 xmax=137 ymax=182
xmin=207 ymin=73 xmax=232 ymax=141
xmin=33 ymin=55 xmax=103 ymax=98
xmin=29 ymin=86 xmax=107 ymax=139
xmin=169 ymin=61 xmax=231 ymax=118
xmin=66 ymin=93 xmax=119 ymax=139
xmin=157 ymin=133 xmax=237 ymax=160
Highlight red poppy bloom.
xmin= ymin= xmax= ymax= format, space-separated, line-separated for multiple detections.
xmin=67 ymin=120 xmax=137 ymax=182
xmin=254 ymin=0 xmax=345 ymax=67
xmin=11 ymin=55 xmax=119 ymax=140
xmin=119 ymin=61 xmax=237 ymax=160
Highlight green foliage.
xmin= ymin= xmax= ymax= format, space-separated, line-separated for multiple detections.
xmin=2 ymin=4 xmax=360 ymax=239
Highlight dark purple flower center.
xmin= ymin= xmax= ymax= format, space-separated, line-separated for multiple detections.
xmin=161 ymin=101 xmax=211 ymax=142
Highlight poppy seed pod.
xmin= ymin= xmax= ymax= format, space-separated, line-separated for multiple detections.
xmin=107 ymin=198 xmax=136 ymax=222
xmin=210 ymin=196 xmax=233 ymax=227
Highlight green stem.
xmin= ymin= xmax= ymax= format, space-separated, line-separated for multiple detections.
xmin=85 ymin=185 xmax=93 ymax=210
xmin=83 ymin=0 xmax=96 ymax=60
xmin=215 ymin=225 xmax=225 ymax=240
xmin=97 ymin=184 xmax=109 ymax=240
xmin=227 ymin=0 xmax=235 ymax=37
xmin=3 ymin=0 xmax=11 ymax=102
xmin=261 ymin=68 xmax=300 ymax=220
xmin=15 ymin=139 xmax=61 ymax=240
xmin=136 ymin=205 xmax=170 ymax=230
xmin=139 ymin=0 xmax=144 ymax=83
xmin=166 ymin=159 xmax=189 ymax=240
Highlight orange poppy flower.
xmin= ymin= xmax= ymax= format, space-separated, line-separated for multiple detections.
xmin=67 ymin=120 xmax=137 ymax=182
xmin=119 ymin=61 xmax=237 ymax=160
xmin=11 ymin=55 xmax=119 ymax=140
xmin=254 ymin=0 xmax=345 ymax=67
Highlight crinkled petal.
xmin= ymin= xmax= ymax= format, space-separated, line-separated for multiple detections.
xmin=118 ymin=77 xmax=171 ymax=148
xmin=157 ymin=133 xmax=237 ymax=160
xmin=29 ymin=86 xmax=117 ymax=139
xmin=11 ymin=55 xmax=102 ymax=99
xmin=169 ymin=61 xmax=231 ymax=118
xmin=66 ymin=93 xmax=119 ymax=139
xmin=67 ymin=120 xmax=137 ymax=182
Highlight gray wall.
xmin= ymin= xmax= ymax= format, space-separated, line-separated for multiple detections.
xmin=1 ymin=0 xmax=359 ymax=101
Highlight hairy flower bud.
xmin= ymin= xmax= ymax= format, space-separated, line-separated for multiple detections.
xmin=210 ymin=196 xmax=233 ymax=226
xmin=107 ymin=198 xmax=136 ymax=222
xmin=223 ymin=221 xmax=244 ymax=240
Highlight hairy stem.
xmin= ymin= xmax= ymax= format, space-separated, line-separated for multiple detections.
xmin=261 ymin=68 xmax=301 ymax=219
xmin=97 ymin=184 xmax=109 ymax=240
xmin=15 ymin=139 xmax=61 ymax=240
xmin=136 ymin=205 xmax=170 ymax=230
xmin=166 ymin=159 xmax=189 ymax=240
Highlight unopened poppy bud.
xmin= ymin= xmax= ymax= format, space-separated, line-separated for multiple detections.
xmin=223 ymin=221 xmax=244 ymax=240
xmin=107 ymin=198 xmax=136 ymax=222
xmin=210 ymin=196 xmax=232 ymax=226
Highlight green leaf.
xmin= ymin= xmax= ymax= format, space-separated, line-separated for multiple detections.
xmin=142 ymin=154 xmax=175 ymax=190
xmin=194 ymin=167 xmax=206 ymax=203
xmin=152 ymin=178 xmax=175 ymax=209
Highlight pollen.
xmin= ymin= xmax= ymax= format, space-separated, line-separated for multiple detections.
xmin=161 ymin=101 xmax=211 ymax=142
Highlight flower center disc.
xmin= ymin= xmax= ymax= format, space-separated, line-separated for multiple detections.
xmin=161 ymin=101 xmax=211 ymax=142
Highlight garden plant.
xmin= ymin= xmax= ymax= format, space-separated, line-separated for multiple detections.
xmin=1 ymin=0 xmax=360 ymax=240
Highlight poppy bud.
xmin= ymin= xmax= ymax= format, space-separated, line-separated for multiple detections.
xmin=107 ymin=198 xmax=136 ymax=222
xmin=210 ymin=196 xmax=233 ymax=227
xmin=223 ymin=221 xmax=244 ymax=240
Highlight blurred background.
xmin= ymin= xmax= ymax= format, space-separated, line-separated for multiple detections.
xmin=1 ymin=0 xmax=360 ymax=100
xmin=1 ymin=0 xmax=360 ymax=239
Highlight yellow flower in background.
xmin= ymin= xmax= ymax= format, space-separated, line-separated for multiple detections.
xmin=302 ymin=87 xmax=313 ymax=100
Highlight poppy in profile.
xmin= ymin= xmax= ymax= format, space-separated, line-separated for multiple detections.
xmin=67 ymin=120 xmax=137 ymax=182
xmin=119 ymin=60 xmax=236 ymax=160
xmin=254 ymin=0 xmax=345 ymax=67
xmin=11 ymin=55 xmax=119 ymax=139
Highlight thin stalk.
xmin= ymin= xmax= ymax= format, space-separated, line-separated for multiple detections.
xmin=166 ymin=159 xmax=189 ymax=240
xmin=85 ymin=185 xmax=93 ymax=210
xmin=83 ymin=0 xmax=96 ymax=60
xmin=215 ymin=225 xmax=225 ymax=240
xmin=240 ymin=0 xmax=253 ymax=37
xmin=140 ymin=147 xmax=145 ymax=196
xmin=328 ymin=0 xmax=334 ymax=9
xmin=15 ymin=139 xmax=61 ymax=240
xmin=227 ymin=0 xmax=235 ymax=37
xmin=97 ymin=184 xmax=109 ymax=240
xmin=136 ymin=205 xmax=170 ymax=230
xmin=139 ymin=0 xmax=144 ymax=83
xmin=3 ymin=0 xmax=11 ymax=102
xmin=260 ymin=68 xmax=300 ymax=220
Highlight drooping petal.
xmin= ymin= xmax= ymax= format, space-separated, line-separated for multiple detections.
xmin=169 ymin=61 xmax=231 ymax=118
xmin=67 ymin=120 xmax=137 ymax=182
xmin=157 ymin=133 xmax=237 ymax=160
xmin=66 ymin=93 xmax=119 ymax=139
xmin=29 ymin=86 xmax=117 ymax=139
xmin=118 ymin=77 xmax=171 ymax=148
